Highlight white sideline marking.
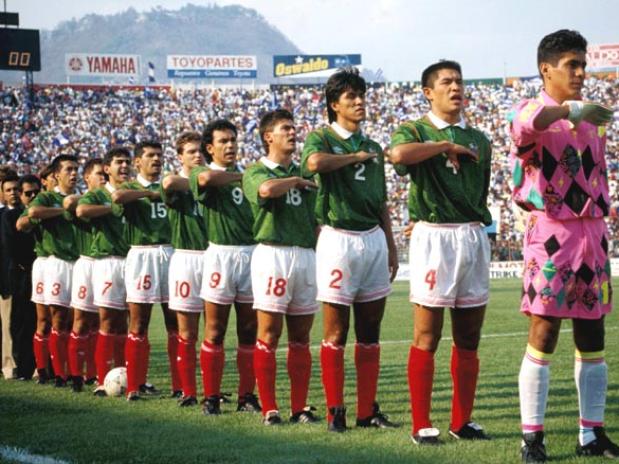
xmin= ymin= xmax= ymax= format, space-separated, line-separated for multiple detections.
xmin=307 ymin=326 xmax=618 ymax=349
xmin=0 ymin=446 xmax=70 ymax=464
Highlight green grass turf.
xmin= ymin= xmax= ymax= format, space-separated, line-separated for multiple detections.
xmin=1 ymin=278 xmax=618 ymax=463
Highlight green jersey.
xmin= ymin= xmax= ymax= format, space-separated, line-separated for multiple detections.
xmin=19 ymin=209 xmax=48 ymax=257
xmin=27 ymin=190 xmax=78 ymax=261
xmin=73 ymin=212 xmax=95 ymax=257
xmin=390 ymin=114 xmax=492 ymax=225
xmin=120 ymin=177 xmax=171 ymax=246
xmin=301 ymin=124 xmax=386 ymax=231
xmin=78 ymin=185 xmax=130 ymax=258
xmin=189 ymin=164 xmax=255 ymax=246
xmin=160 ymin=177 xmax=208 ymax=250
xmin=243 ymin=157 xmax=317 ymax=248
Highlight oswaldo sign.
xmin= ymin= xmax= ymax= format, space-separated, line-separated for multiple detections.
xmin=65 ymin=53 xmax=140 ymax=77
xmin=167 ymin=55 xmax=257 ymax=78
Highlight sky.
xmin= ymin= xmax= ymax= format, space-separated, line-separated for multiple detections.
xmin=13 ymin=0 xmax=619 ymax=81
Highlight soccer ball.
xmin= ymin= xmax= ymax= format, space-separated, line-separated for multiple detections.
xmin=104 ymin=367 xmax=127 ymax=397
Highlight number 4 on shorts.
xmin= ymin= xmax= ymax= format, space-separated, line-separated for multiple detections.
xmin=424 ymin=270 xmax=437 ymax=291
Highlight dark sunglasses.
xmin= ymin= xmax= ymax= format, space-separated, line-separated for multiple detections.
xmin=23 ymin=189 xmax=40 ymax=198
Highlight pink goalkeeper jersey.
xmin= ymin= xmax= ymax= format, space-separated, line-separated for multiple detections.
xmin=509 ymin=89 xmax=610 ymax=220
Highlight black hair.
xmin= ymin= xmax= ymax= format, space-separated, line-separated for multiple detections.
xmin=421 ymin=60 xmax=462 ymax=88
xmin=201 ymin=119 xmax=237 ymax=163
xmin=325 ymin=67 xmax=366 ymax=123
xmin=259 ymin=109 xmax=294 ymax=153
xmin=1 ymin=172 xmax=19 ymax=189
xmin=134 ymin=140 xmax=162 ymax=158
xmin=538 ymin=29 xmax=587 ymax=71
xmin=104 ymin=147 xmax=132 ymax=166
xmin=83 ymin=157 xmax=104 ymax=178
xmin=50 ymin=154 xmax=78 ymax=173
xmin=19 ymin=174 xmax=42 ymax=190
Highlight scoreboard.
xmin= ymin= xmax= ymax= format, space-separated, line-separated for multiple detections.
xmin=0 ymin=28 xmax=41 ymax=71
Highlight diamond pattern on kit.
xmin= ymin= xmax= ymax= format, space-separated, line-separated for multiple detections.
xmin=601 ymin=235 xmax=608 ymax=254
xmin=544 ymin=235 xmax=561 ymax=257
xmin=563 ymin=181 xmax=588 ymax=214
xmin=581 ymin=146 xmax=595 ymax=179
xmin=517 ymin=142 xmax=536 ymax=156
xmin=542 ymin=260 xmax=557 ymax=281
xmin=561 ymin=144 xmax=581 ymax=177
xmin=596 ymin=194 xmax=609 ymax=216
xmin=541 ymin=147 xmax=557 ymax=181
xmin=555 ymin=288 xmax=566 ymax=308
xmin=527 ymin=283 xmax=537 ymax=304
xmin=576 ymin=263 xmax=595 ymax=285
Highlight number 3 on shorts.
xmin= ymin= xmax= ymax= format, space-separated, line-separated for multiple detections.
xmin=424 ymin=270 xmax=437 ymax=291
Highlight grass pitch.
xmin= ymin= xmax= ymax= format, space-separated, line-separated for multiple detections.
xmin=1 ymin=278 xmax=618 ymax=463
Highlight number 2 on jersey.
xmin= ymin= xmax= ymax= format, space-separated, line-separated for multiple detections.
xmin=353 ymin=163 xmax=366 ymax=181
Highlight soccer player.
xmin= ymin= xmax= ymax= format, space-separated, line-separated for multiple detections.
xmin=243 ymin=109 xmax=319 ymax=425
xmin=301 ymin=68 xmax=398 ymax=432
xmin=21 ymin=155 xmax=80 ymax=387
xmin=76 ymin=147 xmax=132 ymax=396
xmin=189 ymin=120 xmax=260 ymax=414
xmin=509 ymin=30 xmax=617 ymax=462
xmin=64 ymin=158 xmax=107 ymax=391
xmin=389 ymin=60 xmax=492 ymax=444
xmin=112 ymin=141 xmax=178 ymax=400
xmin=16 ymin=169 xmax=49 ymax=383
xmin=161 ymin=132 xmax=207 ymax=407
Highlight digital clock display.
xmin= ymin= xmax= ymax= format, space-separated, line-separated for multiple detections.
xmin=0 ymin=28 xmax=41 ymax=71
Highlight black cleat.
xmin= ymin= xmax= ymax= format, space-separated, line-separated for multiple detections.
xmin=178 ymin=396 xmax=198 ymax=407
xmin=93 ymin=386 xmax=107 ymax=397
xmin=171 ymin=390 xmax=183 ymax=399
xmin=202 ymin=395 xmax=221 ymax=415
xmin=356 ymin=402 xmax=399 ymax=428
xmin=411 ymin=428 xmax=441 ymax=446
xmin=237 ymin=393 xmax=262 ymax=413
xmin=449 ymin=422 xmax=490 ymax=440
xmin=290 ymin=406 xmax=319 ymax=424
xmin=139 ymin=383 xmax=160 ymax=396
xmin=84 ymin=377 xmax=97 ymax=386
xmin=263 ymin=410 xmax=283 ymax=426
xmin=54 ymin=376 xmax=67 ymax=388
xmin=127 ymin=391 xmax=141 ymax=402
xmin=327 ymin=406 xmax=347 ymax=433
xmin=36 ymin=368 xmax=49 ymax=385
xmin=71 ymin=376 xmax=84 ymax=393
xmin=521 ymin=431 xmax=547 ymax=463
xmin=576 ymin=427 xmax=619 ymax=459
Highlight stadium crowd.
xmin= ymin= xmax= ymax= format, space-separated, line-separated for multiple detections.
xmin=1 ymin=77 xmax=618 ymax=260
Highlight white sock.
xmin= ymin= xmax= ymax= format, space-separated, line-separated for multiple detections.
xmin=519 ymin=344 xmax=551 ymax=433
xmin=575 ymin=350 xmax=607 ymax=446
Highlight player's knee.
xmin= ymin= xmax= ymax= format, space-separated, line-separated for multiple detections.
xmin=205 ymin=322 xmax=227 ymax=344
xmin=413 ymin=332 xmax=441 ymax=353
xmin=452 ymin=332 xmax=481 ymax=351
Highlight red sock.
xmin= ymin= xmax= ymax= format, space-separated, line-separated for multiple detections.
xmin=408 ymin=346 xmax=435 ymax=434
xmin=237 ymin=344 xmax=255 ymax=397
xmin=450 ymin=345 xmax=479 ymax=431
xmin=114 ymin=333 xmax=126 ymax=368
xmin=287 ymin=342 xmax=312 ymax=415
xmin=33 ymin=333 xmax=49 ymax=370
xmin=68 ymin=331 xmax=89 ymax=377
xmin=355 ymin=343 xmax=380 ymax=419
xmin=85 ymin=330 xmax=97 ymax=379
xmin=200 ymin=341 xmax=225 ymax=397
xmin=49 ymin=329 xmax=67 ymax=379
xmin=177 ymin=336 xmax=197 ymax=397
xmin=137 ymin=337 xmax=150 ymax=386
xmin=167 ymin=331 xmax=181 ymax=392
xmin=125 ymin=332 xmax=146 ymax=394
xmin=254 ymin=339 xmax=278 ymax=415
xmin=95 ymin=331 xmax=116 ymax=385
xmin=320 ymin=341 xmax=345 ymax=421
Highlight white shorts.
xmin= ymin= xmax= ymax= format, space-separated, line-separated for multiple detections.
xmin=316 ymin=226 xmax=391 ymax=305
xmin=169 ymin=250 xmax=205 ymax=313
xmin=44 ymin=255 xmax=74 ymax=308
xmin=70 ymin=256 xmax=97 ymax=313
xmin=93 ymin=256 xmax=127 ymax=311
xmin=125 ymin=245 xmax=173 ymax=304
xmin=409 ymin=222 xmax=491 ymax=308
xmin=200 ymin=244 xmax=254 ymax=305
xmin=252 ymin=244 xmax=319 ymax=316
xmin=31 ymin=256 xmax=47 ymax=305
